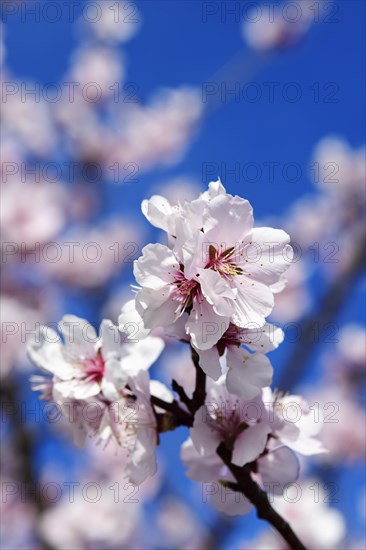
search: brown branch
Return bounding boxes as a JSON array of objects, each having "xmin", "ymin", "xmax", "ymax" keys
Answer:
[
  {"xmin": 217, "ymin": 443, "xmax": 307, "ymax": 550},
  {"xmin": 150, "ymin": 392, "xmax": 307, "ymax": 550},
  {"xmin": 150, "ymin": 395, "xmax": 192, "ymax": 427},
  {"xmin": 171, "ymin": 379, "xmax": 193, "ymax": 412},
  {"xmin": 190, "ymin": 345, "xmax": 207, "ymax": 413}
]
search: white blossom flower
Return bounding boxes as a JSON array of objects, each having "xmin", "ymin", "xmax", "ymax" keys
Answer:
[
  {"xmin": 28, "ymin": 314, "xmax": 164, "ymax": 401},
  {"xmin": 262, "ymin": 387, "xmax": 327, "ymax": 456},
  {"xmin": 28, "ymin": 314, "xmax": 170, "ymax": 484},
  {"xmin": 167, "ymin": 314, "xmax": 281, "ymax": 397},
  {"xmin": 181, "ymin": 378, "xmax": 325, "ymax": 516},
  {"xmin": 136, "ymin": 181, "xmax": 292, "ymax": 350},
  {"xmin": 103, "ymin": 369, "xmax": 168, "ymax": 484}
]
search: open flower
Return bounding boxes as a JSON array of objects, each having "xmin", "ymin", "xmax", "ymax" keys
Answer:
[
  {"xmin": 180, "ymin": 377, "xmax": 326, "ymax": 516},
  {"xmin": 28, "ymin": 313, "xmax": 170, "ymax": 484},
  {"xmin": 196, "ymin": 322, "xmax": 283, "ymax": 397},
  {"xmin": 27, "ymin": 314, "xmax": 164, "ymax": 401},
  {"xmin": 135, "ymin": 180, "xmax": 292, "ymax": 350},
  {"xmin": 102, "ymin": 370, "xmax": 173, "ymax": 485}
]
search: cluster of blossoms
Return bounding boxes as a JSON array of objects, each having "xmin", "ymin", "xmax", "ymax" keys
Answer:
[
  {"xmin": 29, "ymin": 181, "xmax": 325, "ymax": 519},
  {"xmin": 182, "ymin": 379, "xmax": 325, "ymax": 515}
]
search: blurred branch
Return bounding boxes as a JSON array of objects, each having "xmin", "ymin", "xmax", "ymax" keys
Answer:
[
  {"xmin": 279, "ymin": 228, "xmax": 366, "ymax": 392},
  {"xmin": 0, "ymin": 380, "xmax": 55, "ymax": 550}
]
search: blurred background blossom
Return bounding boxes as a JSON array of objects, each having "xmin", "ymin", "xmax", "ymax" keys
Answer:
[{"xmin": 0, "ymin": 1, "xmax": 365, "ymax": 549}]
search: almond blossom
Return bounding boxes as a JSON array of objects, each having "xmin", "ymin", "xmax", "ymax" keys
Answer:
[
  {"xmin": 135, "ymin": 180, "xmax": 293, "ymax": 350},
  {"xmin": 28, "ymin": 313, "xmax": 168, "ymax": 483},
  {"xmin": 28, "ymin": 314, "xmax": 164, "ymax": 401},
  {"xmin": 181, "ymin": 377, "xmax": 326, "ymax": 516},
  {"xmin": 166, "ymin": 313, "xmax": 281, "ymax": 397}
]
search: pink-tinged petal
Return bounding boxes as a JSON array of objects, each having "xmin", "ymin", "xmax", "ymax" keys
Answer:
[
  {"xmin": 240, "ymin": 323, "xmax": 284, "ymax": 353},
  {"xmin": 118, "ymin": 299, "xmax": 151, "ymax": 340},
  {"xmin": 200, "ymin": 178, "xmax": 226, "ymax": 200},
  {"xmin": 128, "ymin": 369, "xmax": 151, "ymax": 397},
  {"xmin": 186, "ymin": 298, "xmax": 229, "ymax": 350},
  {"xmin": 164, "ymin": 312, "xmax": 189, "ymax": 341},
  {"xmin": 135, "ymin": 286, "xmax": 180, "ymax": 329},
  {"xmin": 128, "ymin": 427, "xmax": 157, "ymax": 485},
  {"xmin": 27, "ymin": 328, "xmax": 74, "ymax": 380},
  {"xmin": 59, "ymin": 315, "xmax": 97, "ymax": 360},
  {"xmin": 270, "ymin": 275, "xmax": 287, "ymax": 294},
  {"xmin": 258, "ymin": 446, "xmax": 300, "ymax": 495},
  {"xmin": 244, "ymin": 227, "xmax": 293, "ymax": 285},
  {"xmin": 190, "ymin": 405, "xmax": 221, "ymax": 456},
  {"xmin": 232, "ymin": 423, "xmax": 270, "ymax": 466},
  {"xmin": 180, "ymin": 438, "xmax": 224, "ymax": 482},
  {"xmin": 122, "ymin": 336, "xmax": 165, "ymax": 375},
  {"xmin": 205, "ymin": 194, "xmax": 254, "ymax": 246},
  {"xmin": 198, "ymin": 268, "xmax": 237, "ymax": 316},
  {"xmin": 196, "ymin": 346, "xmax": 222, "ymax": 381},
  {"xmin": 181, "ymin": 231, "xmax": 207, "ymax": 277},
  {"xmin": 133, "ymin": 243, "xmax": 179, "ymax": 288},
  {"xmin": 210, "ymin": 482, "xmax": 253, "ymax": 516},
  {"xmin": 54, "ymin": 378, "xmax": 100, "ymax": 400},
  {"xmin": 284, "ymin": 436, "xmax": 328, "ymax": 456},
  {"xmin": 100, "ymin": 319, "xmax": 122, "ymax": 358},
  {"xmin": 102, "ymin": 357, "xmax": 128, "ymax": 401},
  {"xmin": 232, "ymin": 277, "xmax": 274, "ymax": 327},
  {"xmin": 226, "ymin": 349, "xmax": 273, "ymax": 400},
  {"xmin": 141, "ymin": 195, "xmax": 177, "ymax": 234}
]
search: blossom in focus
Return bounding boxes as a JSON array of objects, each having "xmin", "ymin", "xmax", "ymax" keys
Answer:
[
  {"xmin": 136, "ymin": 180, "xmax": 292, "ymax": 350},
  {"xmin": 28, "ymin": 314, "xmax": 164, "ymax": 401},
  {"xmin": 181, "ymin": 378, "xmax": 325, "ymax": 516},
  {"xmin": 28, "ymin": 313, "xmax": 169, "ymax": 483},
  {"xmin": 168, "ymin": 314, "xmax": 281, "ymax": 397}
]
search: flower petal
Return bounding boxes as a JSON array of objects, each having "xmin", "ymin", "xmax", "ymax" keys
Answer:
[
  {"xmin": 232, "ymin": 423, "xmax": 270, "ymax": 466},
  {"xmin": 226, "ymin": 349, "xmax": 273, "ymax": 400},
  {"xmin": 196, "ymin": 346, "xmax": 222, "ymax": 381},
  {"xmin": 134, "ymin": 243, "xmax": 178, "ymax": 288}
]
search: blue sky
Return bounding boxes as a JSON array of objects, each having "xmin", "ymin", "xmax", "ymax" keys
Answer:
[{"xmin": 4, "ymin": 1, "xmax": 366, "ymax": 546}]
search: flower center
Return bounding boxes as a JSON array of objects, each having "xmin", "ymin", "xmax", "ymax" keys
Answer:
[
  {"xmin": 206, "ymin": 398, "xmax": 247, "ymax": 440},
  {"xmin": 172, "ymin": 268, "xmax": 201, "ymax": 313},
  {"xmin": 205, "ymin": 245, "xmax": 243, "ymax": 280},
  {"xmin": 82, "ymin": 352, "xmax": 105, "ymax": 384}
]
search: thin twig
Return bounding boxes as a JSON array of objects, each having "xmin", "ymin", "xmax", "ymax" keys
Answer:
[
  {"xmin": 217, "ymin": 442, "xmax": 307, "ymax": 550},
  {"xmin": 190, "ymin": 345, "xmax": 207, "ymax": 413},
  {"xmin": 171, "ymin": 379, "xmax": 193, "ymax": 412},
  {"xmin": 150, "ymin": 392, "xmax": 307, "ymax": 550},
  {"xmin": 150, "ymin": 395, "xmax": 192, "ymax": 427}
]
